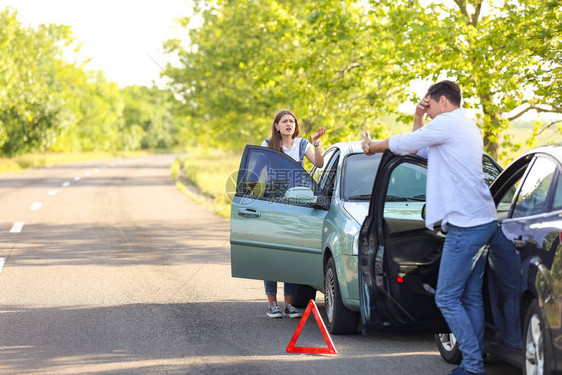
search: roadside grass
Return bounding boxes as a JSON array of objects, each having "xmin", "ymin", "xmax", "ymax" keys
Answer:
[
  {"xmin": 0, "ymin": 150, "xmax": 153, "ymax": 173},
  {"xmin": 172, "ymin": 148, "xmax": 241, "ymax": 219}
]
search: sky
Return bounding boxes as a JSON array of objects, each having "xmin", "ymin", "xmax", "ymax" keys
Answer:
[{"xmin": 0, "ymin": 0, "xmax": 195, "ymax": 87}]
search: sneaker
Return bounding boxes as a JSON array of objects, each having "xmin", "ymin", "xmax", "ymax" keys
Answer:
[
  {"xmin": 284, "ymin": 304, "xmax": 302, "ymax": 318},
  {"xmin": 267, "ymin": 303, "xmax": 282, "ymax": 318}
]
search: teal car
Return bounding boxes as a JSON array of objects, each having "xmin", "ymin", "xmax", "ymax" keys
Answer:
[
  {"xmin": 230, "ymin": 141, "xmax": 382, "ymax": 334},
  {"xmin": 230, "ymin": 141, "xmax": 502, "ymax": 335}
]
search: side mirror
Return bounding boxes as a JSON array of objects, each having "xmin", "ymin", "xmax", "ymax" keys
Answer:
[
  {"xmin": 421, "ymin": 204, "xmax": 426, "ymax": 220},
  {"xmin": 285, "ymin": 187, "xmax": 318, "ymax": 205}
]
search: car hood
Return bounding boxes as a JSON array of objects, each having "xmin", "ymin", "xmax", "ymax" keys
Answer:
[{"xmin": 342, "ymin": 201, "xmax": 369, "ymax": 225}]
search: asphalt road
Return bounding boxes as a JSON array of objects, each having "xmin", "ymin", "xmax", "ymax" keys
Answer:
[{"xmin": 0, "ymin": 155, "xmax": 519, "ymax": 374}]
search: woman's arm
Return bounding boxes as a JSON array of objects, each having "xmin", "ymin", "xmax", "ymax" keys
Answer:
[{"xmin": 305, "ymin": 128, "xmax": 326, "ymax": 168}]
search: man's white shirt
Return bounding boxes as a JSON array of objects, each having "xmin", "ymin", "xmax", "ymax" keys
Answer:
[{"xmin": 388, "ymin": 108, "xmax": 497, "ymax": 230}]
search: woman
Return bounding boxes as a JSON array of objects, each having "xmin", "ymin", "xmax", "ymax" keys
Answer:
[{"xmin": 261, "ymin": 109, "xmax": 326, "ymax": 318}]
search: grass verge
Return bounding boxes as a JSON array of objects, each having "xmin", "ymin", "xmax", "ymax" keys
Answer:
[
  {"xmin": 171, "ymin": 148, "xmax": 241, "ymax": 219},
  {"xmin": 0, "ymin": 150, "xmax": 152, "ymax": 173}
]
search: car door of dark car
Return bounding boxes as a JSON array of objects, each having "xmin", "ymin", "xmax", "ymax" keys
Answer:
[
  {"xmin": 359, "ymin": 151, "xmax": 502, "ymax": 334},
  {"xmin": 491, "ymin": 153, "xmax": 562, "ymax": 366},
  {"xmin": 358, "ymin": 151, "xmax": 447, "ymax": 333},
  {"xmin": 230, "ymin": 145, "xmax": 328, "ymax": 286}
]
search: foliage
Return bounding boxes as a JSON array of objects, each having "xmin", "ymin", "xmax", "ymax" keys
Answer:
[
  {"xmin": 164, "ymin": 0, "xmax": 413, "ymax": 150},
  {"xmin": 365, "ymin": 0, "xmax": 561, "ymax": 159},
  {"xmin": 164, "ymin": 0, "xmax": 561, "ymax": 159},
  {"xmin": 0, "ymin": 8, "xmax": 188, "ymax": 157}
]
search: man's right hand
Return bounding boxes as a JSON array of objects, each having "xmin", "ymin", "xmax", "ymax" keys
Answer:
[{"xmin": 413, "ymin": 93, "xmax": 430, "ymax": 131}]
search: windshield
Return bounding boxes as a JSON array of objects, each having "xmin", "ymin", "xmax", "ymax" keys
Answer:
[{"xmin": 342, "ymin": 153, "xmax": 382, "ymax": 201}]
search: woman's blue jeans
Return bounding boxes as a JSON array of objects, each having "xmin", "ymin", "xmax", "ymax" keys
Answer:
[
  {"xmin": 435, "ymin": 221, "xmax": 497, "ymax": 374},
  {"xmin": 264, "ymin": 281, "xmax": 296, "ymax": 296}
]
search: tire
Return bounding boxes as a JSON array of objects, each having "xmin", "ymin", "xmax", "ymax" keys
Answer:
[
  {"xmin": 324, "ymin": 257, "xmax": 359, "ymax": 334},
  {"xmin": 523, "ymin": 300, "xmax": 549, "ymax": 375},
  {"xmin": 293, "ymin": 284, "xmax": 317, "ymax": 308},
  {"xmin": 435, "ymin": 333, "xmax": 462, "ymax": 364}
]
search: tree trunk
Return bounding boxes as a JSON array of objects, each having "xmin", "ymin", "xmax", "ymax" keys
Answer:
[
  {"xmin": 480, "ymin": 94, "xmax": 499, "ymax": 160},
  {"xmin": 483, "ymin": 130, "xmax": 498, "ymax": 160}
]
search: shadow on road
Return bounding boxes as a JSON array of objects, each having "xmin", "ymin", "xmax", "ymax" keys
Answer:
[{"xmin": 0, "ymin": 301, "xmax": 519, "ymax": 375}]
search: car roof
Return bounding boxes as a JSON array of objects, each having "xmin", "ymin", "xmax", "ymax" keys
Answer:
[
  {"xmin": 523, "ymin": 142, "xmax": 562, "ymax": 162},
  {"xmin": 326, "ymin": 141, "xmax": 364, "ymax": 155}
]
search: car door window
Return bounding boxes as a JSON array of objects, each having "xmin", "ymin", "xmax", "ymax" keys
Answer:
[
  {"xmin": 237, "ymin": 146, "xmax": 318, "ymax": 203},
  {"xmin": 386, "ymin": 162, "xmax": 427, "ymax": 204},
  {"xmin": 311, "ymin": 148, "xmax": 335, "ymax": 183},
  {"xmin": 551, "ymin": 173, "xmax": 562, "ymax": 211},
  {"xmin": 319, "ymin": 151, "xmax": 340, "ymax": 198},
  {"xmin": 342, "ymin": 153, "xmax": 382, "ymax": 201},
  {"xmin": 512, "ymin": 157, "xmax": 557, "ymax": 218},
  {"xmin": 483, "ymin": 155, "xmax": 502, "ymax": 186}
]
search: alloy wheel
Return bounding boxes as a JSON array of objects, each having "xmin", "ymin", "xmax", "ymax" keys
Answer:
[
  {"xmin": 525, "ymin": 314, "xmax": 545, "ymax": 375},
  {"xmin": 324, "ymin": 266, "xmax": 335, "ymax": 323},
  {"xmin": 438, "ymin": 333, "xmax": 457, "ymax": 352}
]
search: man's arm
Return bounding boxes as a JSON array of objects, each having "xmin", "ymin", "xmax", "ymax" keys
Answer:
[
  {"xmin": 362, "ymin": 133, "xmax": 389, "ymax": 155},
  {"xmin": 413, "ymin": 94, "xmax": 430, "ymax": 132}
]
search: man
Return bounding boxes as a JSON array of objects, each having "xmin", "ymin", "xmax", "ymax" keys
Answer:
[{"xmin": 362, "ymin": 80, "xmax": 497, "ymax": 375}]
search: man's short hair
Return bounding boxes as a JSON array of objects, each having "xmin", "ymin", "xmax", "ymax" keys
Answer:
[{"xmin": 428, "ymin": 80, "xmax": 461, "ymax": 106}]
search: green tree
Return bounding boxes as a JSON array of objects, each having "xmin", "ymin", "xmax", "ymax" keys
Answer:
[
  {"xmin": 163, "ymin": 0, "xmax": 409, "ymax": 149},
  {"xmin": 374, "ymin": 0, "xmax": 562, "ymax": 159},
  {"xmin": 121, "ymin": 85, "xmax": 180, "ymax": 150},
  {"xmin": 0, "ymin": 8, "xmax": 74, "ymax": 155}
]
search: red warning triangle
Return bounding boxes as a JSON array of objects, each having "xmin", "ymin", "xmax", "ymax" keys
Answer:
[{"xmin": 286, "ymin": 299, "xmax": 337, "ymax": 354}]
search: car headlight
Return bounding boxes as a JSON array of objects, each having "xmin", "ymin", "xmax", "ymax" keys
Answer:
[{"xmin": 352, "ymin": 233, "xmax": 359, "ymax": 256}]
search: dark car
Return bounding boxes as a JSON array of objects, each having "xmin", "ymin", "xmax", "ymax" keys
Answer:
[{"xmin": 359, "ymin": 144, "xmax": 562, "ymax": 375}]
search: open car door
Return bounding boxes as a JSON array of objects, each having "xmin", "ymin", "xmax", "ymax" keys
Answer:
[
  {"xmin": 230, "ymin": 145, "xmax": 329, "ymax": 286},
  {"xmin": 358, "ymin": 151, "xmax": 502, "ymax": 334},
  {"xmin": 358, "ymin": 151, "xmax": 446, "ymax": 334}
]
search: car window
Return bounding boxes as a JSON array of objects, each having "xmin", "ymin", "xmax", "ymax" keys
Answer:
[
  {"xmin": 319, "ymin": 151, "xmax": 340, "ymax": 198},
  {"xmin": 383, "ymin": 161, "xmax": 427, "ymax": 221},
  {"xmin": 512, "ymin": 157, "xmax": 557, "ymax": 218},
  {"xmin": 237, "ymin": 146, "xmax": 316, "ymax": 203},
  {"xmin": 311, "ymin": 148, "xmax": 335, "ymax": 183},
  {"xmin": 496, "ymin": 178, "xmax": 521, "ymax": 221},
  {"xmin": 386, "ymin": 162, "xmax": 427, "ymax": 202},
  {"xmin": 551, "ymin": 173, "xmax": 562, "ymax": 211},
  {"xmin": 342, "ymin": 153, "xmax": 381, "ymax": 201},
  {"xmin": 483, "ymin": 155, "xmax": 502, "ymax": 187}
]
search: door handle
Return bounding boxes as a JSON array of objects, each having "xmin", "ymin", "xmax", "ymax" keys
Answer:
[{"xmin": 237, "ymin": 208, "xmax": 261, "ymax": 218}]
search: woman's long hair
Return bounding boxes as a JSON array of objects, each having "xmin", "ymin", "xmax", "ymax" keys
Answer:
[{"xmin": 266, "ymin": 109, "xmax": 300, "ymax": 152}]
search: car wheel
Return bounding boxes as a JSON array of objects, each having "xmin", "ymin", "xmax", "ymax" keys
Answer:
[
  {"xmin": 435, "ymin": 333, "xmax": 462, "ymax": 364},
  {"xmin": 523, "ymin": 300, "xmax": 549, "ymax": 375},
  {"xmin": 324, "ymin": 257, "xmax": 359, "ymax": 335},
  {"xmin": 293, "ymin": 284, "xmax": 317, "ymax": 308}
]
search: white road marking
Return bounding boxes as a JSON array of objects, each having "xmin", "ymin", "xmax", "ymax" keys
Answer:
[
  {"xmin": 62, "ymin": 182, "xmax": 70, "ymax": 187},
  {"xmin": 94, "ymin": 169, "xmax": 99, "ymax": 173},
  {"xmin": 30, "ymin": 202, "xmax": 42, "ymax": 210},
  {"xmin": 74, "ymin": 176, "xmax": 81, "ymax": 181},
  {"xmin": 85, "ymin": 171, "xmax": 91, "ymax": 176},
  {"xmin": 10, "ymin": 222, "xmax": 24, "ymax": 233},
  {"xmin": 48, "ymin": 189, "xmax": 58, "ymax": 196},
  {"xmin": 0, "ymin": 258, "xmax": 5, "ymax": 275}
]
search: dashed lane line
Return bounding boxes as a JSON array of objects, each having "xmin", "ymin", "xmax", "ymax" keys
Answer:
[
  {"xmin": 30, "ymin": 202, "xmax": 42, "ymax": 210},
  {"xmin": 62, "ymin": 182, "xmax": 70, "ymax": 187},
  {"xmin": 74, "ymin": 176, "xmax": 80, "ymax": 181},
  {"xmin": 9, "ymin": 222, "xmax": 24, "ymax": 233},
  {"xmin": 48, "ymin": 189, "xmax": 58, "ymax": 196},
  {"xmin": 0, "ymin": 258, "xmax": 5, "ymax": 275}
]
